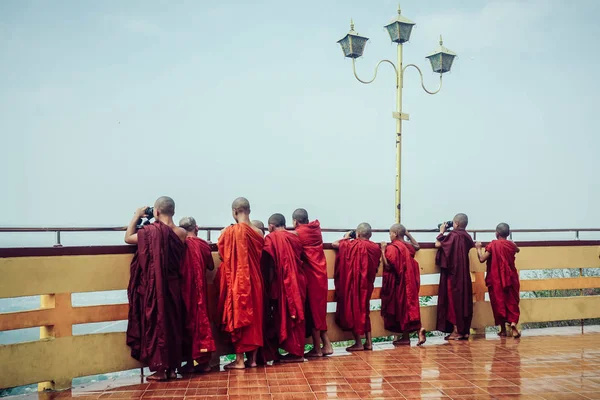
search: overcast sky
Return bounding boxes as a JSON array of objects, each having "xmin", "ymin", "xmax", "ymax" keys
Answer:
[{"xmin": 1, "ymin": 0, "xmax": 599, "ymax": 247}]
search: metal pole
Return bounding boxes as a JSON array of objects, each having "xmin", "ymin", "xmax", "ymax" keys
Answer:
[
  {"xmin": 395, "ymin": 43, "xmax": 403, "ymax": 224},
  {"xmin": 54, "ymin": 231, "xmax": 62, "ymax": 248}
]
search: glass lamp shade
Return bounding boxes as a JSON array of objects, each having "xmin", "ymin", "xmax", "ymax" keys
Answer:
[
  {"xmin": 337, "ymin": 31, "xmax": 369, "ymax": 58},
  {"xmin": 426, "ymin": 37, "xmax": 457, "ymax": 73},
  {"xmin": 384, "ymin": 18, "xmax": 415, "ymax": 43}
]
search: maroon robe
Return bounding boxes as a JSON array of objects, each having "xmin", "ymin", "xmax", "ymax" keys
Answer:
[
  {"xmin": 381, "ymin": 241, "xmax": 421, "ymax": 333},
  {"xmin": 126, "ymin": 221, "xmax": 184, "ymax": 372},
  {"xmin": 436, "ymin": 229, "xmax": 474, "ymax": 335},
  {"xmin": 181, "ymin": 236, "xmax": 216, "ymax": 362},
  {"xmin": 485, "ymin": 239, "xmax": 520, "ymax": 325},
  {"xmin": 295, "ymin": 220, "xmax": 328, "ymax": 335},
  {"xmin": 261, "ymin": 230, "xmax": 306, "ymax": 358},
  {"xmin": 334, "ymin": 239, "xmax": 381, "ymax": 336}
]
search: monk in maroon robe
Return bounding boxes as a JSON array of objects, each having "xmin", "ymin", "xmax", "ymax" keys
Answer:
[
  {"xmin": 476, "ymin": 223, "xmax": 521, "ymax": 338},
  {"xmin": 178, "ymin": 217, "xmax": 216, "ymax": 373},
  {"xmin": 333, "ymin": 222, "xmax": 381, "ymax": 351},
  {"xmin": 125, "ymin": 196, "xmax": 188, "ymax": 381},
  {"xmin": 216, "ymin": 197, "xmax": 264, "ymax": 369},
  {"xmin": 292, "ymin": 208, "xmax": 333, "ymax": 358},
  {"xmin": 435, "ymin": 213, "xmax": 475, "ymax": 340},
  {"xmin": 380, "ymin": 224, "xmax": 426, "ymax": 346},
  {"xmin": 260, "ymin": 213, "xmax": 306, "ymax": 362}
]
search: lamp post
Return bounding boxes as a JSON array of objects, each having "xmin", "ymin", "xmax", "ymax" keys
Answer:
[{"xmin": 337, "ymin": 6, "xmax": 457, "ymax": 224}]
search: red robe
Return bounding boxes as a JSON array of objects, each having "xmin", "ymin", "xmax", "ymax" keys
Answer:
[
  {"xmin": 261, "ymin": 230, "xmax": 306, "ymax": 357},
  {"xmin": 381, "ymin": 241, "xmax": 421, "ymax": 333},
  {"xmin": 295, "ymin": 220, "xmax": 328, "ymax": 334},
  {"xmin": 436, "ymin": 229, "xmax": 474, "ymax": 335},
  {"xmin": 181, "ymin": 236, "xmax": 216, "ymax": 362},
  {"xmin": 334, "ymin": 239, "xmax": 381, "ymax": 335},
  {"xmin": 216, "ymin": 223, "xmax": 264, "ymax": 353},
  {"xmin": 126, "ymin": 222, "xmax": 184, "ymax": 372},
  {"xmin": 485, "ymin": 239, "xmax": 520, "ymax": 325}
]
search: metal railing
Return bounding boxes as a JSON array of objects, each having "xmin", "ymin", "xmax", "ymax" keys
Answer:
[{"xmin": 0, "ymin": 226, "xmax": 599, "ymax": 247}]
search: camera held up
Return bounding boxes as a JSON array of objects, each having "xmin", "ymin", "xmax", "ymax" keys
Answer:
[
  {"xmin": 437, "ymin": 220, "xmax": 453, "ymax": 231},
  {"xmin": 348, "ymin": 230, "xmax": 357, "ymax": 239},
  {"xmin": 136, "ymin": 207, "xmax": 154, "ymax": 229}
]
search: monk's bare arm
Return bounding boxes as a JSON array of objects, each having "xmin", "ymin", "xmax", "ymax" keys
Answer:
[
  {"xmin": 515, "ymin": 245, "xmax": 521, "ymax": 254},
  {"xmin": 331, "ymin": 240, "xmax": 341, "ymax": 249},
  {"xmin": 405, "ymin": 231, "xmax": 420, "ymax": 251},
  {"xmin": 124, "ymin": 207, "xmax": 147, "ymax": 244},
  {"xmin": 475, "ymin": 242, "xmax": 490, "ymax": 263},
  {"xmin": 434, "ymin": 240, "xmax": 442, "ymax": 248}
]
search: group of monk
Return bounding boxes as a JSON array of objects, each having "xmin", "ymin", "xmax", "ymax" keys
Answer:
[{"xmin": 124, "ymin": 196, "xmax": 521, "ymax": 381}]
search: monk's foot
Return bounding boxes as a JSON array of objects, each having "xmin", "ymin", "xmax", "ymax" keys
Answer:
[
  {"xmin": 445, "ymin": 333, "xmax": 460, "ymax": 341},
  {"xmin": 346, "ymin": 343, "xmax": 365, "ymax": 352},
  {"xmin": 167, "ymin": 369, "xmax": 177, "ymax": 380},
  {"xmin": 244, "ymin": 360, "xmax": 257, "ymax": 368},
  {"xmin": 322, "ymin": 344, "xmax": 334, "ymax": 356},
  {"xmin": 281, "ymin": 354, "xmax": 305, "ymax": 363},
  {"xmin": 511, "ymin": 323, "xmax": 521, "ymax": 339},
  {"xmin": 224, "ymin": 360, "xmax": 246, "ymax": 370},
  {"xmin": 178, "ymin": 363, "xmax": 195, "ymax": 374},
  {"xmin": 304, "ymin": 348, "xmax": 324, "ymax": 358},
  {"xmin": 194, "ymin": 364, "xmax": 212, "ymax": 373},
  {"xmin": 417, "ymin": 329, "xmax": 427, "ymax": 346},
  {"xmin": 363, "ymin": 342, "xmax": 373, "ymax": 351},
  {"xmin": 146, "ymin": 370, "xmax": 168, "ymax": 381},
  {"xmin": 498, "ymin": 330, "xmax": 508, "ymax": 337},
  {"xmin": 393, "ymin": 338, "xmax": 410, "ymax": 346},
  {"xmin": 453, "ymin": 335, "xmax": 469, "ymax": 341}
]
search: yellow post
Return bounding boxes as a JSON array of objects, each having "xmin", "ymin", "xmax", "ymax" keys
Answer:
[{"xmin": 395, "ymin": 43, "xmax": 403, "ymax": 224}]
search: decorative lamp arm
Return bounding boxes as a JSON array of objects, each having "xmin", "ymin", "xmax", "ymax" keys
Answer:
[
  {"xmin": 402, "ymin": 64, "xmax": 443, "ymax": 95},
  {"xmin": 352, "ymin": 58, "xmax": 399, "ymax": 86}
]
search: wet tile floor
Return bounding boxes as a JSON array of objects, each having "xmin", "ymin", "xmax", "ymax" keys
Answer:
[{"xmin": 13, "ymin": 327, "xmax": 600, "ymax": 400}]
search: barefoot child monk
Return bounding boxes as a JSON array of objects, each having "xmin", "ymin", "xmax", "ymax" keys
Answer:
[
  {"xmin": 216, "ymin": 197, "xmax": 264, "ymax": 369},
  {"xmin": 380, "ymin": 224, "xmax": 426, "ymax": 346},
  {"xmin": 332, "ymin": 223, "xmax": 381, "ymax": 352},
  {"xmin": 476, "ymin": 223, "xmax": 521, "ymax": 338},
  {"xmin": 435, "ymin": 213, "xmax": 475, "ymax": 341},
  {"xmin": 292, "ymin": 208, "xmax": 333, "ymax": 358},
  {"xmin": 260, "ymin": 213, "xmax": 306, "ymax": 363},
  {"xmin": 178, "ymin": 217, "xmax": 216, "ymax": 373}
]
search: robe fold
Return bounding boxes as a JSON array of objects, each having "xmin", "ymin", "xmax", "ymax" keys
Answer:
[
  {"xmin": 436, "ymin": 229, "xmax": 475, "ymax": 335},
  {"xmin": 216, "ymin": 223, "xmax": 264, "ymax": 353},
  {"xmin": 126, "ymin": 221, "xmax": 184, "ymax": 372},
  {"xmin": 485, "ymin": 239, "xmax": 520, "ymax": 325},
  {"xmin": 334, "ymin": 239, "xmax": 381, "ymax": 336},
  {"xmin": 295, "ymin": 220, "xmax": 328, "ymax": 335},
  {"xmin": 181, "ymin": 236, "xmax": 216, "ymax": 362},
  {"xmin": 261, "ymin": 230, "xmax": 306, "ymax": 358},
  {"xmin": 381, "ymin": 241, "xmax": 422, "ymax": 333}
]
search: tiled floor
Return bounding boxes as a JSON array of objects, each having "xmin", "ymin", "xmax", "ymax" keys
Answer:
[{"xmin": 14, "ymin": 328, "xmax": 600, "ymax": 400}]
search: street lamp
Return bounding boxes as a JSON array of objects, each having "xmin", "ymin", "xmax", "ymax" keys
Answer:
[{"xmin": 337, "ymin": 6, "xmax": 457, "ymax": 224}]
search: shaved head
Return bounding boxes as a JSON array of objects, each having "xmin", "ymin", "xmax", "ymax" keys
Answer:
[
  {"xmin": 268, "ymin": 213, "xmax": 286, "ymax": 228},
  {"xmin": 496, "ymin": 222, "xmax": 510, "ymax": 238},
  {"xmin": 155, "ymin": 196, "xmax": 175, "ymax": 217},
  {"xmin": 390, "ymin": 223, "xmax": 406, "ymax": 238},
  {"xmin": 232, "ymin": 197, "xmax": 250, "ymax": 212},
  {"xmin": 356, "ymin": 222, "xmax": 372, "ymax": 239},
  {"xmin": 454, "ymin": 213, "xmax": 469, "ymax": 229},
  {"xmin": 292, "ymin": 208, "xmax": 309, "ymax": 225},
  {"xmin": 179, "ymin": 216, "xmax": 197, "ymax": 232},
  {"xmin": 251, "ymin": 220, "xmax": 265, "ymax": 231}
]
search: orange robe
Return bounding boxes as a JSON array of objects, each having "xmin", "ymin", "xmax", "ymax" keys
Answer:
[
  {"xmin": 485, "ymin": 239, "xmax": 520, "ymax": 325},
  {"xmin": 181, "ymin": 236, "xmax": 216, "ymax": 362},
  {"xmin": 295, "ymin": 220, "xmax": 328, "ymax": 333},
  {"xmin": 216, "ymin": 223, "xmax": 264, "ymax": 353},
  {"xmin": 381, "ymin": 240, "xmax": 421, "ymax": 333},
  {"xmin": 334, "ymin": 239, "xmax": 381, "ymax": 336},
  {"xmin": 262, "ymin": 230, "xmax": 306, "ymax": 357}
]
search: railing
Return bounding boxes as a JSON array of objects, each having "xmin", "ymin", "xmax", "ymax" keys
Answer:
[
  {"xmin": 1, "ymin": 226, "xmax": 599, "ymax": 246},
  {"xmin": 0, "ymin": 227, "xmax": 599, "ymax": 392}
]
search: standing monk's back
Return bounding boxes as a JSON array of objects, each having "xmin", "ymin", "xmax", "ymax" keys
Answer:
[{"xmin": 217, "ymin": 222, "xmax": 264, "ymax": 354}]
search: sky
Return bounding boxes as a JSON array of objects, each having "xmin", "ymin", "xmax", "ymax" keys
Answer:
[{"xmin": 1, "ymin": 0, "xmax": 599, "ymax": 247}]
